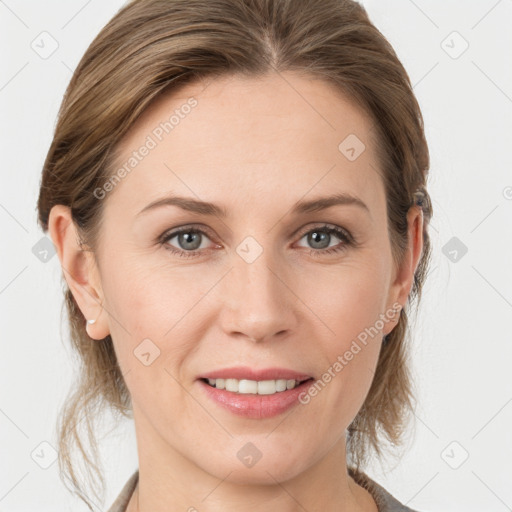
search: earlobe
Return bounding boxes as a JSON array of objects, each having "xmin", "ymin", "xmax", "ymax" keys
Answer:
[{"xmin": 48, "ymin": 205, "xmax": 109, "ymax": 340}]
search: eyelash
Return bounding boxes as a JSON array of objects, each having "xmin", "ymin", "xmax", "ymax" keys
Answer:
[{"xmin": 158, "ymin": 224, "xmax": 355, "ymax": 260}]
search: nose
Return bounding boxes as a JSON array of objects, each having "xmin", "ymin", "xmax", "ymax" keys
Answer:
[{"xmin": 217, "ymin": 244, "xmax": 299, "ymax": 343}]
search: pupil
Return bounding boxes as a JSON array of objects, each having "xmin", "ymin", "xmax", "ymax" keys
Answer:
[
  {"xmin": 179, "ymin": 232, "xmax": 201, "ymax": 250},
  {"xmin": 309, "ymin": 231, "xmax": 330, "ymax": 249}
]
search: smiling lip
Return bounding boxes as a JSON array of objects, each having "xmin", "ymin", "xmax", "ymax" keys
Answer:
[
  {"xmin": 197, "ymin": 366, "xmax": 313, "ymax": 382},
  {"xmin": 196, "ymin": 366, "xmax": 314, "ymax": 419}
]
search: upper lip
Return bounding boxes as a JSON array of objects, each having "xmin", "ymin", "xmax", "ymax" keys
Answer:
[{"xmin": 198, "ymin": 366, "xmax": 313, "ymax": 382}]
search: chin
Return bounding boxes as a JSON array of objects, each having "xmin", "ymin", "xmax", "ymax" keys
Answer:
[
  {"xmin": 214, "ymin": 461, "xmax": 305, "ymax": 486},
  {"xmin": 195, "ymin": 443, "xmax": 310, "ymax": 485}
]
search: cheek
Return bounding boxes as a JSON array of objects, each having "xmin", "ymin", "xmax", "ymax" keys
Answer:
[
  {"xmin": 304, "ymin": 254, "xmax": 391, "ymax": 346},
  {"xmin": 101, "ymin": 249, "xmax": 205, "ymax": 333},
  {"xmin": 100, "ymin": 264, "xmax": 197, "ymax": 423},
  {"xmin": 298, "ymin": 257, "xmax": 390, "ymax": 428},
  {"xmin": 100, "ymin": 255, "xmax": 217, "ymax": 383}
]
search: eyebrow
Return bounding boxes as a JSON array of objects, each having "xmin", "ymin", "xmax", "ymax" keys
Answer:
[{"xmin": 136, "ymin": 192, "xmax": 370, "ymax": 218}]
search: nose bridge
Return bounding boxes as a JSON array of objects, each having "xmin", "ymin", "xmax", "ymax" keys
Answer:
[{"xmin": 219, "ymin": 237, "xmax": 296, "ymax": 341}]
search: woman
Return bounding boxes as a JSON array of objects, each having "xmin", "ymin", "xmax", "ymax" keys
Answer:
[{"xmin": 37, "ymin": 0, "xmax": 433, "ymax": 510}]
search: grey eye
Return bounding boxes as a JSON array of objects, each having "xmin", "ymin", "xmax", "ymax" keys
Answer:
[
  {"xmin": 165, "ymin": 229, "xmax": 210, "ymax": 251},
  {"xmin": 306, "ymin": 230, "xmax": 332, "ymax": 249}
]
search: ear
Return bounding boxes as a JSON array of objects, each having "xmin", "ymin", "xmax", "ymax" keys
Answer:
[
  {"xmin": 48, "ymin": 205, "xmax": 110, "ymax": 340},
  {"xmin": 383, "ymin": 205, "xmax": 424, "ymax": 336}
]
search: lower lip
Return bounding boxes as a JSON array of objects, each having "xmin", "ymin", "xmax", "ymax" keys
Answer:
[{"xmin": 197, "ymin": 378, "xmax": 314, "ymax": 419}]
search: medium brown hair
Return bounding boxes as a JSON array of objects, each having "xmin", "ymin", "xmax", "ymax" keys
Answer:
[{"xmin": 37, "ymin": 0, "xmax": 433, "ymax": 508}]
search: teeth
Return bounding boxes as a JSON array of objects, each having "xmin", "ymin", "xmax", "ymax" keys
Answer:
[{"xmin": 205, "ymin": 378, "xmax": 304, "ymax": 395}]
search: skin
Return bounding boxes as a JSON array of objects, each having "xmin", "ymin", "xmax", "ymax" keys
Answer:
[{"xmin": 49, "ymin": 70, "xmax": 423, "ymax": 512}]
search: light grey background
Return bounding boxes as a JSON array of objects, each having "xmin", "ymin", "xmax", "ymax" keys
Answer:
[{"xmin": 1, "ymin": 0, "xmax": 511, "ymax": 510}]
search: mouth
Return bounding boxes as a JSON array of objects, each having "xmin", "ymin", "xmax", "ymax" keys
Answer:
[
  {"xmin": 199, "ymin": 376, "xmax": 314, "ymax": 395},
  {"xmin": 196, "ymin": 371, "xmax": 316, "ymax": 419},
  {"xmin": 197, "ymin": 366, "xmax": 315, "ymax": 396}
]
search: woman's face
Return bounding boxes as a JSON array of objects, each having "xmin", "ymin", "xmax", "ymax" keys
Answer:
[{"xmin": 79, "ymin": 71, "xmax": 421, "ymax": 483}]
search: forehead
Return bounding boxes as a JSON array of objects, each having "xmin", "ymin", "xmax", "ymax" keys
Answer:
[{"xmin": 105, "ymin": 71, "xmax": 384, "ymax": 218}]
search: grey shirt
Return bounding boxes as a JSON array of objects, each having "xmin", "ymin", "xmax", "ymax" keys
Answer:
[{"xmin": 107, "ymin": 468, "xmax": 419, "ymax": 512}]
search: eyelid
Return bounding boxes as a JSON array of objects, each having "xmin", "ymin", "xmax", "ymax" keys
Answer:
[
  {"xmin": 292, "ymin": 222, "xmax": 353, "ymax": 243},
  {"xmin": 159, "ymin": 221, "xmax": 357, "ymax": 261},
  {"xmin": 158, "ymin": 223, "xmax": 217, "ymax": 244},
  {"xmin": 160, "ymin": 222, "xmax": 352, "ymax": 245}
]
